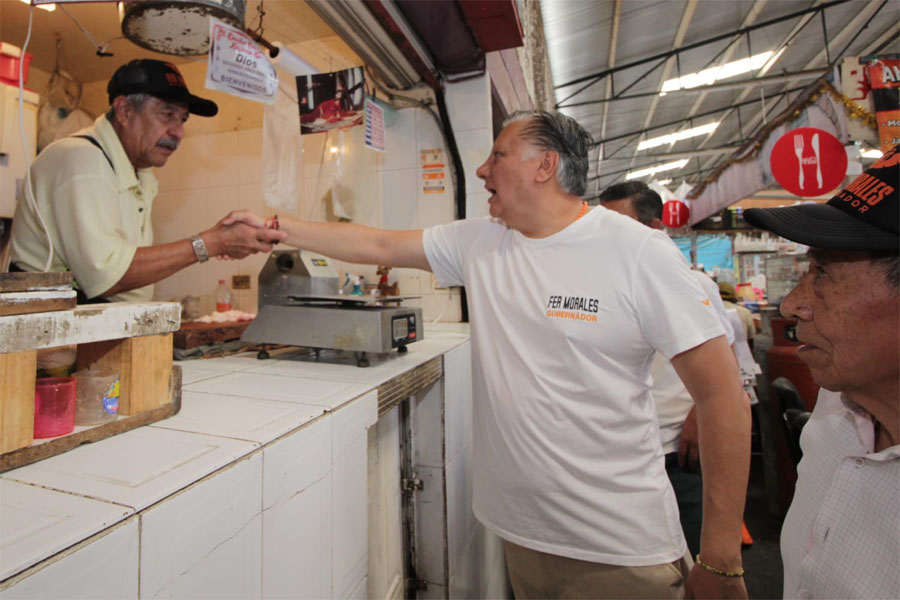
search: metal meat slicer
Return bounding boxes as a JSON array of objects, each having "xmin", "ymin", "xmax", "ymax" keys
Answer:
[{"xmin": 241, "ymin": 250, "xmax": 423, "ymax": 366}]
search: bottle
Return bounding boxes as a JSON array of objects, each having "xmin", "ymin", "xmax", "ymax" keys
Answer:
[{"xmin": 215, "ymin": 279, "xmax": 233, "ymax": 312}]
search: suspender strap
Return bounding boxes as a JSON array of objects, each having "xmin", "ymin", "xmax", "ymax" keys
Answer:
[{"xmin": 73, "ymin": 135, "xmax": 115, "ymax": 173}]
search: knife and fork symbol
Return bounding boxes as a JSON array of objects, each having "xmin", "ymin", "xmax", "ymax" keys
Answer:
[
  {"xmin": 811, "ymin": 133, "xmax": 823, "ymax": 188},
  {"xmin": 793, "ymin": 133, "xmax": 824, "ymax": 190},
  {"xmin": 793, "ymin": 134, "xmax": 805, "ymax": 190}
]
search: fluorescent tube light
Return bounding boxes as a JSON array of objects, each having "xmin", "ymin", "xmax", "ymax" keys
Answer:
[
  {"xmin": 661, "ymin": 51, "xmax": 775, "ymax": 93},
  {"xmin": 19, "ymin": 0, "xmax": 56, "ymax": 11},
  {"xmin": 637, "ymin": 122, "xmax": 720, "ymax": 151},
  {"xmin": 861, "ymin": 148, "xmax": 883, "ymax": 159},
  {"xmin": 625, "ymin": 159, "xmax": 689, "ymax": 180}
]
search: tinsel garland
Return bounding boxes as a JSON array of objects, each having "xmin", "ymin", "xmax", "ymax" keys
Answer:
[{"xmin": 687, "ymin": 81, "xmax": 876, "ymax": 200}]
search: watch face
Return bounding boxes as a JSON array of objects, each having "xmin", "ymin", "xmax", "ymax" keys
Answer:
[{"xmin": 192, "ymin": 237, "xmax": 209, "ymax": 262}]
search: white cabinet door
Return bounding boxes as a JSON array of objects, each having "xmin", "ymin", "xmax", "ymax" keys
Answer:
[
  {"xmin": 261, "ymin": 416, "xmax": 332, "ymax": 599},
  {"xmin": 331, "ymin": 390, "xmax": 377, "ymax": 600},
  {"xmin": 0, "ymin": 518, "xmax": 139, "ymax": 599},
  {"xmin": 139, "ymin": 453, "xmax": 263, "ymax": 599}
]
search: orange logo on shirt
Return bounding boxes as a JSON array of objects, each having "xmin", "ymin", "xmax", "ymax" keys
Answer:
[{"xmin": 702, "ymin": 298, "xmax": 711, "ymax": 306}]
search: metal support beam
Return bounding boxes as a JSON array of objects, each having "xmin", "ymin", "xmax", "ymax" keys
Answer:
[
  {"xmin": 559, "ymin": 70, "xmax": 825, "ymax": 108},
  {"xmin": 554, "ymin": 0, "xmax": 849, "ymax": 93}
]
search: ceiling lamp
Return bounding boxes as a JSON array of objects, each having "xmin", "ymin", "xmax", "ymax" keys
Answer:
[
  {"xmin": 637, "ymin": 122, "xmax": 720, "ymax": 151},
  {"xmin": 120, "ymin": 0, "xmax": 246, "ymax": 56},
  {"xmin": 625, "ymin": 159, "xmax": 689, "ymax": 181},
  {"xmin": 660, "ymin": 51, "xmax": 776, "ymax": 94}
]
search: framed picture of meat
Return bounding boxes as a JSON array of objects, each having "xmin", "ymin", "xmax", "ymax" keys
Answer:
[{"xmin": 296, "ymin": 66, "xmax": 366, "ymax": 134}]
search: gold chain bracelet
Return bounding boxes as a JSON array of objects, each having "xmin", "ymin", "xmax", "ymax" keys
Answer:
[{"xmin": 695, "ymin": 555, "xmax": 745, "ymax": 578}]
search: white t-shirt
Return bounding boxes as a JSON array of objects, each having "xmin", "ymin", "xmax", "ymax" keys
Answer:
[
  {"xmin": 423, "ymin": 206, "xmax": 727, "ymax": 566},
  {"xmin": 781, "ymin": 389, "xmax": 900, "ymax": 599},
  {"xmin": 652, "ymin": 270, "xmax": 735, "ymax": 454}
]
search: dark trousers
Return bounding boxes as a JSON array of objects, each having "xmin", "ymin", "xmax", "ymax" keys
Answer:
[{"xmin": 665, "ymin": 451, "xmax": 703, "ymax": 558}]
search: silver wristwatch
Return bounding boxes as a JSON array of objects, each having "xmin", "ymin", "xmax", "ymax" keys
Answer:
[{"xmin": 190, "ymin": 235, "xmax": 210, "ymax": 263}]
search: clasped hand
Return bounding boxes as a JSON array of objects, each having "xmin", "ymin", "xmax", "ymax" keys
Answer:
[{"xmin": 206, "ymin": 210, "xmax": 287, "ymax": 260}]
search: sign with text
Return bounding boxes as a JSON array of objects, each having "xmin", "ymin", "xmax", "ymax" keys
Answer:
[
  {"xmin": 205, "ymin": 18, "xmax": 277, "ymax": 105},
  {"xmin": 867, "ymin": 58, "xmax": 900, "ymax": 153},
  {"xmin": 770, "ymin": 128, "xmax": 847, "ymax": 197},
  {"xmin": 364, "ymin": 97, "xmax": 385, "ymax": 152},
  {"xmin": 420, "ymin": 149, "xmax": 446, "ymax": 194}
]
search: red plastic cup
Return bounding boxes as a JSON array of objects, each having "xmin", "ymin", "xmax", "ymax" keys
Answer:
[{"xmin": 33, "ymin": 377, "xmax": 76, "ymax": 438}]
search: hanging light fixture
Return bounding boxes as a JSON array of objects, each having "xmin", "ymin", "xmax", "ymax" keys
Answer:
[{"xmin": 120, "ymin": 0, "xmax": 246, "ymax": 56}]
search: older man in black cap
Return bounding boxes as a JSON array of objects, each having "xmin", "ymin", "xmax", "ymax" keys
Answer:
[
  {"xmin": 744, "ymin": 145, "xmax": 899, "ymax": 599},
  {"xmin": 9, "ymin": 59, "xmax": 284, "ymax": 303}
]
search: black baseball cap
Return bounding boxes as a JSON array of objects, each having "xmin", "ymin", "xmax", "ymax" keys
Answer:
[
  {"xmin": 744, "ymin": 145, "xmax": 899, "ymax": 251},
  {"xmin": 107, "ymin": 59, "xmax": 218, "ymax": 117}
]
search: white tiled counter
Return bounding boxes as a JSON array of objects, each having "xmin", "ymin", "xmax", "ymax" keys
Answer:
[{"xmin": 0, "ymin": 324, "xmax": 472, "ymax": 599}]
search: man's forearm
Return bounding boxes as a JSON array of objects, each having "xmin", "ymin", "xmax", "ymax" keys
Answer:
[
  {"xmin": 277, "ymin": 218, "xmax": 430, "ymax": 271},
  {"xmin": 696, "ymin": 386, "xmax": 751, "ymax": 567},
  {"xmin": 101, "ymin": 239, "xmax": 199, "ymax": 297},
  {"xmin": 672, "ymin": 336, "xmax": 751, "ymax": 568}
]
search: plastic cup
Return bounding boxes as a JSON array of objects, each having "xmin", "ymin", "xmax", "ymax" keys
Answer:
[
  {"xmin": 33, "ymin": 377, "xmax": 77, "ymax": 438},
  {"xmin": 73, "ymin": 369, "xmax": 120, "ymax": 426}
]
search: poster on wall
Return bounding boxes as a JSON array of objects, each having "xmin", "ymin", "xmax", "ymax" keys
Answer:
[
  {"xmin": 205, "ymin": 18, "xmax": 277, "ymax": 104},
  {"xmin": 421, "ymin": 149, "xmax": 446, "ymax": 194},
  {"xmin": 840, "ymin": 56, "xmax": 879, "ymax": 145},
  {"xmin": 866, "ymin": 57, "xmax": 900, "ymax": 152},
  {"xmin": 296, "ymin": 67, "xmax": 365, "ymax": 134},
  {"xmin": 364, "ymin": 97, "xmax": 386, "ymax": 152}
]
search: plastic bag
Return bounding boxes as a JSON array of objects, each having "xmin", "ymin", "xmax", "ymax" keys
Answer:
[{"xmin": 262, "ymin": 78, "xmax": 302, "ymax": 215}]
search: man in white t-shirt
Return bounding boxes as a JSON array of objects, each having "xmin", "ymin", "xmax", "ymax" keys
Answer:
[
  {"xmin": 599, "ymin": 181, "xmax": 736, "ymax": 558},
  {"xmin": 229, "ymin": 111, "xmax": 750, "ymax": 599},
  {"xmin": 745, "ymin": 146, "xmax": 899, "ymax": 599}
]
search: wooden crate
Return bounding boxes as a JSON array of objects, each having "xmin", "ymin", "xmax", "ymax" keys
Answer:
[{"xmin": 0, "ymin": 302, "xmax": 181, "ymax": 472}]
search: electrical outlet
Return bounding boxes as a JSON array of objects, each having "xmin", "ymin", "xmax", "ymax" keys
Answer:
[{"xmin": 232, "ymin": 275, "xmax": 251, "ymax": 290}]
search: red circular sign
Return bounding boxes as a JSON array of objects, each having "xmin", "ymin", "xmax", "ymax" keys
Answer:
[
  {"xmin": 770, "ymin": 127, "xmax": 847, "ymax": 197},
  {"xmin": 662, "ymin": 200, "xmax": 690, "ymax": 228}
]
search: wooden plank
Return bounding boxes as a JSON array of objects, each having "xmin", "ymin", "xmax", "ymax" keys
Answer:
[
  {"xmin": 376, "ymin": 357, "xmax": 442, "ymax": 416},
  {"xmin": 0, "ymin": 291, "xmax": 77, "ymax": 317},
  {"xmin": 0, "ymin": 366, "xmax": 182, "ymax": 473},
  {"xmin": 174, "ymin": 321, "xmax": 252, "ymax": 349},
  {"xmin": 0, "ymin": 272, "xmax": 73, "ymax": 293},
  {"xmin": 0, "ymin": 302, "xmax": 181, "ymax": 354},
  {"xmin": 76, "ymin": 334, "xmax": 173, "ymax": 416},
  {"xmin": 0, "ymin": 351, "xmax": 37, "ymax": 454}
]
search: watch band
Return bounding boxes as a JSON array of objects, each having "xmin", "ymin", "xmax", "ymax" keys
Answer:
[{"xmin": 190, "ymin": 235, "xmax": 210, "ymax": 263}]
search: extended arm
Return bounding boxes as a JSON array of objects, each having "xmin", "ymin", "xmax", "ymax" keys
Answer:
[
  {"xmin": 100, "ymin": 210, "xmax": 285, "ymax": 298},
  {"xmin": 226, "ymin": 214, "xmax": 432, "ymax": 272},
  {"xmin": 671, "ymin": 335, "xmax": 750, "ymax": 599}
]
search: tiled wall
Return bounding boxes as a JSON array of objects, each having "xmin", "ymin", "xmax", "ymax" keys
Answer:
[{"xmin": 151, "ymin": 75, "xmax": 493, "ymax": 323}]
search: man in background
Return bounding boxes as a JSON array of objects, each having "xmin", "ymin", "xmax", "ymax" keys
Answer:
[
  {"xmin": 744, "ymin": 146, "xmax": 898, "ymax": 599},
  {"xmin": 717, "ymin": 281, "xmax": 756, "ymax": 348},
  {"xmin": 599, "ymin": 181, "xmax": 738, "ymax": 557},
  {"xmin": 9, "ymin": 59, "xmax": 284, "ymax": 302}
]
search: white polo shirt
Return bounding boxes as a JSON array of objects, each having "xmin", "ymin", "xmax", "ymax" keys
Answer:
[
  {"xmin": 781, "ymin": 389, "xmax": 900, "ymax": 599},
  {"xmin": 10, "ymin": 116, "xmax": 157, "ymax": 302},
  {"xmin": 423, "ymin": 206, "xmax": 727, "ymax": 566}
]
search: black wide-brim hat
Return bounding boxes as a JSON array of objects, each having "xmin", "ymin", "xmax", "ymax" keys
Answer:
[
  {"xmin": 744, "ymin": 145, "xmax": 899, "ymax": 251},
  {"xmin": 107, "ymin": 59, "xmax": 218, "ymax": 117}
]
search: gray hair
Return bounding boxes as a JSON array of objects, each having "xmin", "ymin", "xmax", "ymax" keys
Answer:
[
  {"xmin": 872, "ymin": 252, "xmax": 900, "ymax": 289},
  {"xmin": 503, "ymin": 110, "xmax": 593, "ymax": 197},
  {"xmin": 105, "ymin": 93, "xmax": 154, "ymax": 121}
]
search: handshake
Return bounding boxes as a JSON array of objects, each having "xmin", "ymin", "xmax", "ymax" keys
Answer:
[{"xmin": 202, "ymin": 209, "xmax": 288, "ymax": 260}]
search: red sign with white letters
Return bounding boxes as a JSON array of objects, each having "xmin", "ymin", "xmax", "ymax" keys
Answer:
[
  {"xmin": 662, "ymin": 200, "xmax": 690, "ymax": 228},
  {"xmin": 770, "ymin": 127, "xmax": 847, "ymax": 197}
]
